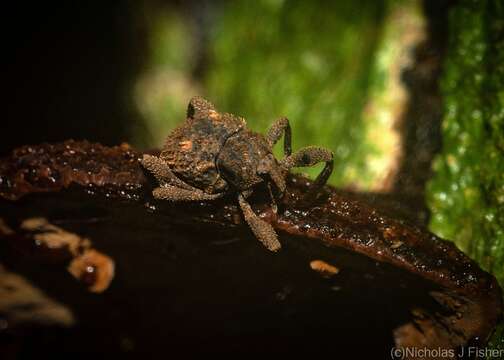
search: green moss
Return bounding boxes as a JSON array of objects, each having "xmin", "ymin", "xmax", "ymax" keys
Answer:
[{"xmin": 426, "ymin": 0, "xmax": 504, "ymax": 345}]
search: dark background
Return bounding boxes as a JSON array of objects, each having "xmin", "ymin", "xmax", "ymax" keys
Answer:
[{"xmin": 2, "ymin": 2, "xmax": 144, "ymax": 155}]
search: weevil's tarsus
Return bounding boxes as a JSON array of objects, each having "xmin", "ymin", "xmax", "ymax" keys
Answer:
[
  {"xmin": 238, "ymin": 193, "xmax": 281, "ymax": 252},
  {"xmin": 281, "ymin": 146, "xmax": 334, "ymax": 197}
]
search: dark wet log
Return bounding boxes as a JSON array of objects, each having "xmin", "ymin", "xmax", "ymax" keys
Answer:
[{"xmin": 0, "ymin": 140, "xmax": 502, "ymax": 358}]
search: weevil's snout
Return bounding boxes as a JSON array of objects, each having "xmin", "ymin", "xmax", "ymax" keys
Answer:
[
  {"xmin": 257, "ymin": 154, "xmax": 275, "ymax": 176},
  {"xmin": 257, "ymin": 154, "xmax": 286, "ymax": 195}
]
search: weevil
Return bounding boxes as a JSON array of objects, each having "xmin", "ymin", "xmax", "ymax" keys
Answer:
[{"xmin": 141, "ymin": 97, "xmax": 333, "ymax": 251}]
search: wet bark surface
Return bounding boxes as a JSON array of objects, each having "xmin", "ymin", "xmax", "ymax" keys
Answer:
[{"xmin": 0, "ymin": 140, "xmax": 502, "ymax": 358}]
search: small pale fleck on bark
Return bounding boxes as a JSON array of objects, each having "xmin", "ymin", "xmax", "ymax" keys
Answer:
[{"xmin": 310, "ymin": 259, "xmax": 340, "ymax": 278}]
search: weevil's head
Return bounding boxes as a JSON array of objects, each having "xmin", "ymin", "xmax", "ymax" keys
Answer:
[{"xmin": 216, "ymin": 130, "xmax": 286, "ymax": 194}]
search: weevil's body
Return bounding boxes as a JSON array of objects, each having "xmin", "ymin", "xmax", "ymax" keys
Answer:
[
  {"xmin": 141, "ymin": 96, "xmax": 333, "ymax": 251},
  {"xmin": 160, "ymin": 108, "xmax": 245, "ymax": 193}
]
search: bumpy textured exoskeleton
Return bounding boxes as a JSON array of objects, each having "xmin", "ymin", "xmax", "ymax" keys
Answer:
[{"xmin": 141, "ymin": 97, "xmax": 333, "ymax": 251}]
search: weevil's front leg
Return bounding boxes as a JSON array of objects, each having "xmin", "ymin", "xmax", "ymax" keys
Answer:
[
  {"xmin": 266, "ymin": 117, "xmax": 292, "ymax": 157},
  {"xmin": 281, "ymin": 146, "xmax": 334, "ymax": 190},
  {"xmin": 141, "ymin": 154, "xmax": 196, "ymax": 191},
  {"xmin": 238, "ymin": 193, "xmax": 281, "ymax": 252},
  {"xmin": 153, "ymin": 185, "xmax": 223, "ymax": 201}
]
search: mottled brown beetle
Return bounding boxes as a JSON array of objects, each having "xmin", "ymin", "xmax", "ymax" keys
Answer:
[{"xmin": 141, "ymin": 97, "xmax": 333, "ymax": 251}]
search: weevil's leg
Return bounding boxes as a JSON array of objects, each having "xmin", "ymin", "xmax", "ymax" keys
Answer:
[
  {"xmin": 238, "ymin": 193, "xmax": 281, "ymax": 252},
  {"xmin": 141, "ymin": 154, "xmax": 195, "ymax": 191},
  {"xmin": 187, "ymin": 96, "xmax": 216, "ymax": 118},
  {"xmin": 267, "ymin": 183, "xmax": 278, "ymax": 214},
  {"xmin": 281, "ymin": 146, "xmax": 334, "ymax": 189},
  {"xmin": 267, "ymin": 162, "xmax": 287, "ymax": 196},
  {"xmin": 266, "ymin": 117, "xmax": 292, "ymax": 156},
  {"xmin": 153, "ymin": 185, "xmax": 223, "ymax": 201}
]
